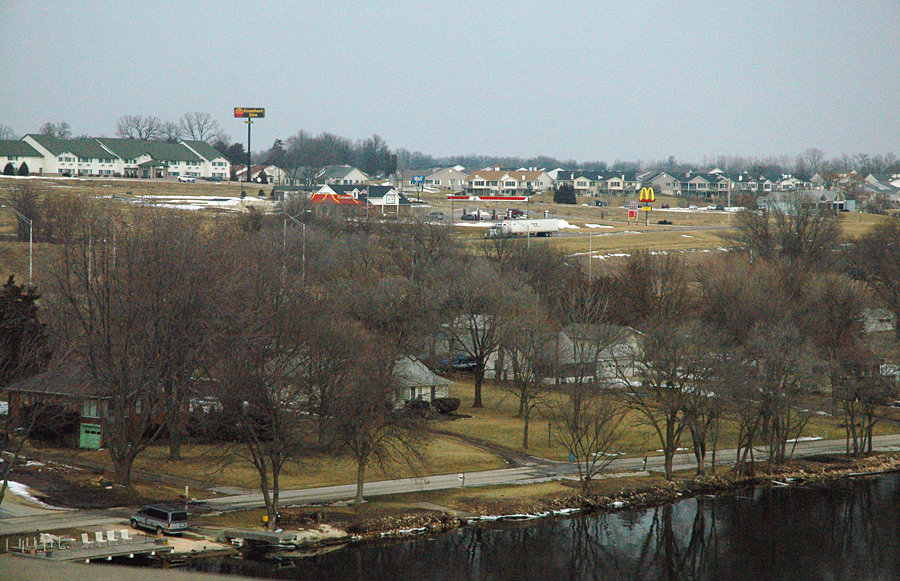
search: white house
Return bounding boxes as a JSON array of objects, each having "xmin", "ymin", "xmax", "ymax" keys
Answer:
[
  {"xmin": 315, "ymin": 165, "xmax": 370, "ymax": 185},
  {"xmin": 465, "ymin": 169, "xmax": 553, "ymax": 197},
  {"xmin": 394, "ymin": 356, "xmax": 452, "ymax": 403},
  {"xmin": 0, "ymin": 140, "xmax": 46, "ymax": 175},
  {"xmin": 233, "ymin": 164, "xmax": 287, "ymax": 184}
]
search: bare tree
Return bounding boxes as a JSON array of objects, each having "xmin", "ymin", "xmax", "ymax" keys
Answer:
[
  {"xmin": 38, "ymin": 121, "xmax": 71, "ymax": 139},
  {"xmin": 613, "ymin": 321, "xmax": 706, "ymax": 480},
  {"xmin": 161, "ymin": 121, "xmax": 182, "ymax": 143},
  {"xmin": 800, "ymin": 148, "xmax": 826, "ymax": 175},
  {"xmin": 553, "ymin": 393, "xmax": 622, "ymax": 492},
  {"xmin": 851, "ymin": 219, "xmax": 900, "ymax": 339},
  {"xmin": 179, "ymin": 112, "xmax": 222, "ymax": 142},
  {"xmin": 116, "ymin": 115, "xmax": 163, "ymax": 140},
  {"xmin": 7, "ymin": 181, "xmax": 43, "ymax": 242},
  {"xmin": 497, "ymin": 297, "xmax": 556, "ymax": 448},
  {"xmin": 327, "ymin": 341, "xmax": 427, "ymax": 505},
  {"xmin": 208, "ymin": 232, "xmax": 317, "ymax": 527},
  {"xmin": 0, "ymin": 124, "xmax": 15, "ymax": 140},
  {"xmin": 442, "ymin": 259, "xmax": 515, "ymax": 408},
  {"xmin": 742, "ymin": 322, "xmax": 818, "ymax": 466},
  {"xmin": 45, "ymin": 204, "xmax": 207, "ymax": 486},
  {"xmin": 729, "ymin": 194, "xmax": 841, "ymax": 267}
]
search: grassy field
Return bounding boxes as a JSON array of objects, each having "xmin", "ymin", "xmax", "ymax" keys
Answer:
[
  {"xmin": 441, "ymin": 377, "xmax": 900, "ymax": 463},
  {"xmin": 35, "ymin": 434, "xmax": 506, "ymax": 494}
]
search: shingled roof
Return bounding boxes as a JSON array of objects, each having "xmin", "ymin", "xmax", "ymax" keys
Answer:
[
  {"xmin": 96, "ymin": 138, "xmax": 201, "ymax": 162},
  {"xmin": 0, "ymin": 140, "xmax": 42, "ymax": 158},
  {"xmin": 26, "ymin": 134, "xmax": 110, "ymax": 158}
]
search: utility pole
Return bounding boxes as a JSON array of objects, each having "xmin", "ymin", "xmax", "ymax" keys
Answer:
[{"xmin": 1, "ymin": 204, "xmax": 32, "ymax": 284}]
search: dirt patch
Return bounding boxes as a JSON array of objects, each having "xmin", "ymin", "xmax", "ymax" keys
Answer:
[{"xmin": 9, "ymin": 459, "xmax": 184, "ymax": 509}]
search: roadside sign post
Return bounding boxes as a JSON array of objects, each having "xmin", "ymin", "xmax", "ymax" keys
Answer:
[
  {"xmin": 234, "ymin": 107, "xmax": 265, "ymax": 196},
  {"xmin": 412, "ymin": 175, "xmax": 424, "ymax": 201},
  {"xmin": 639, "ymin": 186, "xmax": 655, "ymax": 226}
]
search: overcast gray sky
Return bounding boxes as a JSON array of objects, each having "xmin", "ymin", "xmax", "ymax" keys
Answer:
[{"xmin": 1, "ymin": 0, "xmax": 897, "ymax": 163}]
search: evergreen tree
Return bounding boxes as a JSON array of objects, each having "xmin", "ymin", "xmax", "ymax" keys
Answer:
[
  {"xmin": 2, "ymin": 163, "xmax": 14, "ymax": 176},
  {"xmin": 16, "ymin": 162, "xmax": 29, "ymax": 176},
  {"xmin": 553, "ymin": 184, "xmax": 576, "ymax": 204},
  {"xmin": 0, "ymin": 276, "xmax": 49, "ymax": 386}
]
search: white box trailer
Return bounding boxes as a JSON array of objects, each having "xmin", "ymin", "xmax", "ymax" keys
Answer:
[{"xmin": 485, "ymin": 218, "xmax": 559, "ymax": 238}]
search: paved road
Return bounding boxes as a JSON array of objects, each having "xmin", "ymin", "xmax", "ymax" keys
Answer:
[{"xmin": 199, "ymin": 434, "xmax": 900, "ymax": 512}]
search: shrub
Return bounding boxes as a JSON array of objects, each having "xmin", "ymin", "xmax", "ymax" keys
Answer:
[
  {"xmin": 432, "ymin": 397, "xmax": 460, "ymax": 415},
  {"xmin": 2, "ymin": 162, "xmax": 14, "ymax": 175},
  {"xmin": 16, "ymin": 162, "xmax": 29, "ymax": 176},
  {"xmin": 20, "ymin": 404, "xmax": 79, "ymax": 443},
  {"xmin": 553, "ymin": 184, "xmax": 576, "ymax": 204},
  {"xmin": 405, "ymin": 399, "xmax": 431, "ymax": 416}
]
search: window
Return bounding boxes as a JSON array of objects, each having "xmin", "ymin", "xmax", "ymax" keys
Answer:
[{"xmin": 82, "ymin": 399, "xmax": 99, "ymax": 418}]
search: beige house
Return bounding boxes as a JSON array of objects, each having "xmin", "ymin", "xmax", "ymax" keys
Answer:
[
  {"xmin": 425, "ymin": 166, "xmax": 468, "ymax": 192},
  {"xmin": 465, "ymin": 169, "xmax": 553, "ymax": 197}
]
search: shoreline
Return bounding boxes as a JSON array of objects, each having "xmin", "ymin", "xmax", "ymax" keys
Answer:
[{"xmin": 309, "ymin": 452, "xmax": 900, "ymax": 550}]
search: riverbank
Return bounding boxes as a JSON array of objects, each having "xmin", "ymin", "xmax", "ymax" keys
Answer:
[{"xmin": 193, "ymin": 452, "xmax": 900, "ymax": 553}]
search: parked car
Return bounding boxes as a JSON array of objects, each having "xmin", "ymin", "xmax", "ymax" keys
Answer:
[
  {"xmin": 460, "ymin": 213, "xmax": 476, "ymax": 221},
  {"xmin": 661, "ymin": 203, "xmax": 670, "ymax": 208},
  {"xmin": 508, "ymin": 208, "xmax": 526, "ymax": 218},
  {"xmin": 450, "ymin": 355, "xmax": 478, "ymax": 371},
  {"xmin": 177, "ymin": 176, "xmax": 196, "ymax": 183},
  {"xmin": 426, "ymin": 211, "xmax": 445, "ymax": 221},
  {"xmin": 130, "ymin": 504, "xmax": 190, "ymax": 535}
]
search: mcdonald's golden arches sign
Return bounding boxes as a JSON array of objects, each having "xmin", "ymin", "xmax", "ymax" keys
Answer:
[{"xmin": 639, "ymin": 186, "xmax": 655, "ymax": 203}]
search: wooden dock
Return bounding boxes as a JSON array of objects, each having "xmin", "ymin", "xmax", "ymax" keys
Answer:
[
  {"xmin": 217, "ymin": 527, "xmax": 297, "ymax": 547},
  {"xmin": 11, "ymin": 536, "xmax": 173, "ymax": 563}
]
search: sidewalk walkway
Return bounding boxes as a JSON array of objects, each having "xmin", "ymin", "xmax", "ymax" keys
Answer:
[{"xmin": 200, "ymin": 434, "xmax": 900, "ymax": 512}]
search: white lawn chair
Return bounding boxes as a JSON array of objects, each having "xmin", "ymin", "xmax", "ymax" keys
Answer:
[
  {"xmin": 120, "ymin": 528, "xmax": 133, "ymax": 542},
  {"xmin": 95, "ymin": 531, "xmax": 106, "ymax": 545},
  {"xmin": 81, "ymin": 533, "xmax": 94, "ymax": 548},
  {"xmin": 107, "ymin": 530, "xmax": 118, "ymax": 544}
]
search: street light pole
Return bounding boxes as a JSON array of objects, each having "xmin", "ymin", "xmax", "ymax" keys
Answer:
[
  {"xmin": 1, "ymin": 204, "xmax": 33, "ymax": 285},
  {"xmin": 283, "ymin": 211, "xmax": 307, "ymax": 286},
  {"xmin": 588, "ymin": 230, "xmax": 593, "ymax": 282}
]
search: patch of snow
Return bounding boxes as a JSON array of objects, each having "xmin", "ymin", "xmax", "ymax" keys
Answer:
[
  {"xmin": 585, "ymin": 223, "xmax": 614, "ymax": 229},
  {"xmin": 557, "ymin": 219, "xmax": 579, "ymax": 229},
  {"xmin": 594, "ymin": 253, "xmax": 632, "ymax": 261},
  {"xmin": 681, "ymin": 234, "xmax": 695, "ymax": 238},
  {"xmin": 785, "ymin": 436, "xmax": 823, "ymax": 443},
  {"xmin": 5, "ymin": 481, "xmax": 69, "ymax": 510}
]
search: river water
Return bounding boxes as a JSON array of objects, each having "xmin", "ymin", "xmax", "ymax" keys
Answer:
[{"xmin": 184, "ymin": 472, "xmax": 900, "ymax": 580}]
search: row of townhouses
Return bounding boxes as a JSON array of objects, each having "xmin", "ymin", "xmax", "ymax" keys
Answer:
[{"xmin": 0, "ymin": 135, "xmax": 231, "ymax": 179}]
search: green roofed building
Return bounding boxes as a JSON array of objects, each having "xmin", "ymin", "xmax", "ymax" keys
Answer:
[
  {"xmin": 0, "ymin": 139, "xmax": 44, "ymax": 175},
  {"xmin": 16, "ymin": 134, "xmax": 230, "ymax": 179}
]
